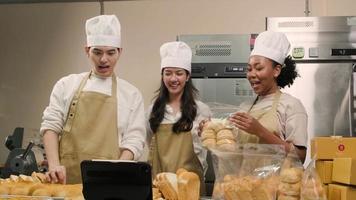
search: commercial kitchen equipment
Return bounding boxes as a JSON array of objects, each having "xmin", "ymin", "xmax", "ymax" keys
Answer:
[
  {"xmin": 267, "ymin": 16, "xmax": 356, "ymax": 164},
  {"xmin": 178, "ymin": 34, "xmax": 256, "ymax": 107},
  {"xmin": 2, "ymin": 127, "xmax": 39, "ymax": 178}
]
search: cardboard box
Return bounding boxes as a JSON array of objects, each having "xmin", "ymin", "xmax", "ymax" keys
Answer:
[
  {"xmin": 316, "ymin": 160, "xmax": 333, "ymax": 184},
  {"xmin": 311, "ymin": 137, "xmax": 356, "ymax": 160},
  {"xmin": 324, "ymin": 184, "xmax": 329, "ymax": 199},
  {"xmin": 328, "ymin": 184, "xmax": 356, "ymax": 200},
  {"xmin": 332, "ymin": 158, "xmax": 356, "ymax": 186}
]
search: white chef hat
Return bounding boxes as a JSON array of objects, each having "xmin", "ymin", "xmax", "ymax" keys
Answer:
[
  {"xmin": 86, "ymin": 15, "xmax": 121, "ymax": 48},
  {"xmin": 250, "ymin": 31, "xmax": 291, "ymax": 65},
  {"xmin": 160, "ymin": 41, "xmax": 192, "ymax": 73}
]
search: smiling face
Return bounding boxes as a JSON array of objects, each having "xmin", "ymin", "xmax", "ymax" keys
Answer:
[
  {"xmin": 162, "ymin": 67, "xmax": 190, "ymax": 99},
  {"xmin": 247, "ymin": 55, "xmax": 281, "ymax": 96},
  {"xmin": 86, "ymin": 46, "xmax": 121, "ymax": 77}
]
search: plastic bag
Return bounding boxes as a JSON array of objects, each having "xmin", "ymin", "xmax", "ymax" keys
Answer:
[
  {"xmin": 205, "ymin": 102, "xmax": 240, "ymax": 119},
  {"xmin": 277, "ymin": 145, "xmax": 304, "ymax": 200},
  {"xmin": 300, "ymin": 159, "xmax": 327, "ymax": 200},
  {"xmin": 201, "ymin": 102, "xmax": 239, "ymax": 151},
  {"xmin": 210, "ymin": 143, "xmax": 286, "ymax": 200}
]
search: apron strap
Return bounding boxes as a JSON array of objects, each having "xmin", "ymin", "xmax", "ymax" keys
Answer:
[
  {"xmin": 248, "ymin": 89, "xmax": 282, "ymax": 113},
  {"xmin": 63, "ymin": 71, "xmax": 117, "ymax": 133},
  {"xmin": 63, "ymin": 72, "xmax": 91, "ymax": 133}
]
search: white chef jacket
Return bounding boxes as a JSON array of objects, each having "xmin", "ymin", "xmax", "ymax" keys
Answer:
[
  {"xmin": 239, "ymin": 91, "xmax": 308, "ymax": 147},
  {"xmin": 40, "ymin": 72, "xmax": 146, "ymax": 160},
  {"xmin": 146, "ymin": 100, "xmax": 212, "ymax": 173}
]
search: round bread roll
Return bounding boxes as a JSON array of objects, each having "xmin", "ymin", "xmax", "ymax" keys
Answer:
[
  {"xmin": 201, "ymin": 129, "xmax": 216, "ymax": 140},
  {"xmin": 217, "ymin": 143, "xmax": 235, "ymax": 151},
  {"xmin": 206, "ymin": 121, "xmax": 225, "ymax": 133},
  {"xmin": 202, "ymin": 138, "xmax": 216, "ymax": 148},
  {"xmin": 278, "ymin": 182, "xmax": 301, "ymax": 196},
  {"xmin": 278, "ymin": 194, "xmax": 299, "ymax": 200},
  {"xmin": 217, "ymin": 138, "xmax": 236, "ymax": 145},
  {"xmin": 217, "ymin": 129, "xmax": 235, "ymax": 141},
  {"xmin": 280, "ymin": 168, "xmax": 303, "ymax": 183}
]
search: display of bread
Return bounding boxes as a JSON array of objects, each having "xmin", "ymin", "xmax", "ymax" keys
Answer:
[
  {"xmin": 152, "ymin": 168, "xmax": 200, "ymax": 200},
  {"xmin": 278, "ymin": 167, "xmax": 303, "ymax": 200},
  {"xmin": 201, "ymin": 118, "xmax": 237, "ymax": 151},
  {"xmin": 0, "ymin": 172, "xmax": 84, "ymax": 200},
  {"xmin": 212, "ymin": 174, "xmax": 277, "ymax": 200}
]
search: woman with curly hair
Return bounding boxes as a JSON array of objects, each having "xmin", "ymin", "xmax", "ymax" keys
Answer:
[{"xmin": 229, "ymin": 31, "xmax": 308, "ymax": 162}]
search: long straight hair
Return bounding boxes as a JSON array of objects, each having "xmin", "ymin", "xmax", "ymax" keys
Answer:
[{"xmin": 149, "ymin": 71, "xmax": 198, "ymax": 133}]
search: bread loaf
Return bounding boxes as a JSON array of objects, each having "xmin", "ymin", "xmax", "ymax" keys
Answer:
[
  {"xmin": 153, "ymin": 169, "xmax": 200, "ymax": 200},
  {"xmin": 177, "ymin": 170, "xmax": 200, "ymax": 200},
  {"xmin": 0, "ymin": 173, "xmax": 84, "ymax": 199}
]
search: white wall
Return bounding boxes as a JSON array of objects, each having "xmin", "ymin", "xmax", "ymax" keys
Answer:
[{"xmin": 0, "ymin": 0, "xmax": 355, "ymax": 164}]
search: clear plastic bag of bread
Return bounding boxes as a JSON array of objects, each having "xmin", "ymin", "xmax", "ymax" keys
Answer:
[
  {"xmin": 201, "ymin": 102, "xmax": 239, "ymax": 151},
  {"xmin": 238, "ymin": 143, "xmax": 286, "ymax": 200},
  {"xmin": 278, "ymin": 145, "xmax": 304, "ymax": 200},
  {"xmin": 210, "ymin": 143, "xmax": 286, "ymax": 200},
  {"xmin": 209, "ymin": 144, "xmax": 244, "ymax": 200},
  {"xmin": 300, "ymin": 159, "xmax": 327, "ymax": 200}
]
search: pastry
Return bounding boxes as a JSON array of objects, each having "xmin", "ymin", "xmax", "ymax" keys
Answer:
[
  {"xmin": 205, "ymin": 121, "xmax": 225, "ymax": 133},
  {"xmin": 252, "ymin": 183, "xmax": 273, "ymax": 200},
  {"xmin": 278, "ymin": 182, "xmax": 301, "ymax": 196},
  {"xmin": 280, "ymin": 168, "xmax": 303, "ymax": 183},
  {"xmin": 201, "ymin": 129, "xmax": 216, "ymax": 140},
  {"xmin": 202, "ymin": 138, "xmax": 216, "ymax": 148},
  {"xmin": 216, "ymin": 129, "xmax": 235, "ymax": 141}
]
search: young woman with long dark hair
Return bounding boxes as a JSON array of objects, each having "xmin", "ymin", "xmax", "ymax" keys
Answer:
[{"xmin": 147, "ymin": 41, "xmax": 211, "ymax": 193}]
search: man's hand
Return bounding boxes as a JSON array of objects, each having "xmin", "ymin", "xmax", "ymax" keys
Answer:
[{"xmin": 46, "ymin": 165, "xmax": 66, "ymax": 184}]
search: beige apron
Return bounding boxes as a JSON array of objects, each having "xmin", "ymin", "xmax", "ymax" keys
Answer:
[
  {"xmin": 149, "ymin": 124, "xmax": 206, "ymax": 194},
  {"xmin": 59, "ymin": 71, "xmax": 119, "ymax": 184},
  {"xmin": 237, "ymin": 90, "xmax": 281, "ymax": 144}
]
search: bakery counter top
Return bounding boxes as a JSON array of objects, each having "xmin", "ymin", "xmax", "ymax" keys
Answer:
[{"xmin": 0, "ymin": 195, "xmax": 64, "ymax": 200}]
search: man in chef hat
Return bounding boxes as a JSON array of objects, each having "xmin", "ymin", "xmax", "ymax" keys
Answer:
[
  {"xmin": 229, "ymin": 30, "xmax": 308, "ymax": 162},
  {"xmin": 41, "ymin": 15, "xmax": 146, "ymax": 184}
]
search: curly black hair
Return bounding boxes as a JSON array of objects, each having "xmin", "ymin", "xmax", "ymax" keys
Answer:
[{"xmin": 274, "ymin": 56, "xmax": 299, "ymax": 88}]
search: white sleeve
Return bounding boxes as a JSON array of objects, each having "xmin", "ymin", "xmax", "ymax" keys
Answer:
[
  {"xmin": 119, "ymin": 91, "xmax": 147, "ymax": 161},
  {"xmin": 40, "ymin": 79, "xmax": 67, "ymax": 136},
  {"xmin": 284, "ymin": 100, "xmax": 308, "ymax": 147}
]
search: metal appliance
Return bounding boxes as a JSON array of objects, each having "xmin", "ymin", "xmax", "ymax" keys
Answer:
[
  {"xmin": 1, "ymin": 127, "xmax": 39, "ymax": 178},
  {"xmin": 178, "ymin": 34, "xmax": 256, "ymax": 106},
  {"xmin": 267, "ymin": 16, "xmax": 356, "ymax": 164},
  {"xmin": 178, "ymin": 34, "xmax": 257, "ymax": 195}
]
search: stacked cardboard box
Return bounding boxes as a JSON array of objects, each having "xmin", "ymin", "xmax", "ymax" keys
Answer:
[{"xmin": 311, "ymin": 137, "xmax": 356, "ymax": 200}]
